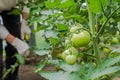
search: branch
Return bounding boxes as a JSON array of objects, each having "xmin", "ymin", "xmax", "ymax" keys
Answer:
[{"xmin": 96, "ymin": 6, "xmax": 120, "ymax": 38}]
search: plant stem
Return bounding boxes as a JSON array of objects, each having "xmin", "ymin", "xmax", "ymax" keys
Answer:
[
  {"xmin": 2, "ymin": 69, "xmax": 11, "ymax": 79},
  {"xmin": 85, "ymin": 0, "xmax": 101, "ymax": 64},
  {"xmin": 93, "ymin": 38, "xmax": 101, "ymax": 64},
  {"xmin": 96, "ymin": 6, "xmax": 120, "ymax": 38}
]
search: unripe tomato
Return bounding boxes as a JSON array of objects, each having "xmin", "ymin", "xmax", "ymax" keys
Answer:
[
  {"xmin": 62, "ymin": 50, "xmax": 70, "ymax": 60},
  {"xmin": 65, "ymin": 39, "xmax": 71, "ymax": 46},
  {"xmin": 62, "ymin": 47, "xmax": 78, "ymax": 60},
  {"xmin": 65, "ymin": 55, "xmax": 77, "ymax": 65},
  {"xmin": 71, "ymin": 31, "xmax": 90, "ymax": 47},
  {"xmin": 103, "ymin": 48, "xmax": 111, "ymax": 53},
  {"xmin": 68, "ymin": 47, "xmax": 78, "ymax": 56},
  {"xmin": 111, "ymin": 37, "xmax": 119, "ymax": 44}
]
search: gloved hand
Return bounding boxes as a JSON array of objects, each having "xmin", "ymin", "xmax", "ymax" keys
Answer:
[
  {"xmin": 11, "ymin": 38, "xmax": 30, "ymax": 57},
  {"xmin": 21, "ymin": 19, "xmax": 31, "ymax": 40},
  {"xmin": 0, "ymin": 25, "xmax": 9, "ymax": 40}
]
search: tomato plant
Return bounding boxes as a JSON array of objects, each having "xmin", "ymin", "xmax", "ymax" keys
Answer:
[
  {"xmin": 27, "ymin": 0, "xmax": 120, "ymax": 80},
  {"xmin": 2, "ymin": 0, "xmax": 120, "ymax": 80}
]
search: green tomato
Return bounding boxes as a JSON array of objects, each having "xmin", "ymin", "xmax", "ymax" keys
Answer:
[
  {"xmin": 65, "ymin": 39, "xmax": 71, "ymax": 46},
  {"xmin": 68, "ymin": 47, "xmax": 78, "ymax": 56},
  {"xmin": 111, "ymin": 37, "xmax": 119, "ymax": 44},
  {"xmin": 71, "ymin": 31, "xmax": 90, "ymax": 47},
  {"xmin": 65, "ymin": 55, "xmax": 77, "ymax": 65},
  {"xmin": 62, "ymin": 50, "xmax": 70, "ymax": 60},
  {"xmin": 62, "ymin": 47, "xmax": 78, "ymax": 60},
  {"xmin": 103, "ymin": 48, "xmax": 111, "ymax": 53}
]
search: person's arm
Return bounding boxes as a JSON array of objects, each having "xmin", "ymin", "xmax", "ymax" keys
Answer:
[
  {"xmin": 0, "ymin": 25, "xmax": 29, "ymax": 56},
  {"xmin": 5, "ymin": 34, "xmax": 15, "ymax": 44}
]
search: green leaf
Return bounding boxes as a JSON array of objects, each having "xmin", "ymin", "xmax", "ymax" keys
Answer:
[
  {"xmin": 64, "ymin": 14, "xmax": 83, "ymax": 23},
  {"xmin": 90, "ymin": 66, "xmax": 120, "ymax": 80},
  {"xmin": 35, "ymin": 60, "xmax": 47, "ymax": 73},
  {"xmin": 45, "ymin": 0, "xmax": 61, "ymax": 8},
  {"xmin": 98, "ymin": 56, "xmax": 120, "ymax": 70},
  {"xmin": 89, "ymin": 56, "xmax": 120, "ymax": 79},
  {"xmin": 49, "ymin": 37, "xmax": 58, "ymax": 45},
  {"xmin": 69, "ymin": 72, "xmax": 81, "ymax": 80},
  {"xmin": 40, "ymin": 71, "xmax": 68, "ymax": 80},
  {"xmin": 11, "ymin": 63, "xmax": 19, "ymax": 73},
  {"xmin": 34, "ymin": 49, "xmax": 51, "ymax": 56},
  {"xmin": 57, "ymin": 23, "xmax": 68, "ymax": 31},
  {"xmin": 45, "ymin": 30, "xmax": 58, "ymax": 38},
  {"xmin": 35, "ymin": 33, "xmax": 50, "ymax": 49},
  {"xmin": 15, "ymin": 54, "xmax": 25, "ymax": 65},
  {"xmin": 45, "ymin": 0, "xmax": 75, "ymax": 9},
  {"xmin": 58, "ymin": 0, "xmax": 75, "ymax": 8},
  {"xmin": 40, "ymin": 71, "xmax": 80, "ymax": 80},
  {"xmin": 88, "ymin": 0, "xmax": 106, "ymax": 13},
  {"xmin": 59, "ymin": 61, "xmax": 81, "ymax": 73},
  {"xmin": 2, "ymin": 69, "xmax": 11, "ymax": 79},
  {"xmin": 8, "ymin": 8, "xmax": 21, "ymax": 15},
  {"xmin": 110, "ymin": 45, "xmax": 120, "ymax": 53},
  {"xmin": 2, "ymin": 63, "xmax": 19, "ymax": 79}
]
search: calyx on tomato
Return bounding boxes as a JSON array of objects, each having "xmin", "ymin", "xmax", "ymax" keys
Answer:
[
  {"xmin": 70, "ymin": 24, "xmax": 83, "ymax": 33},
  {"xmin": 62, "ymin": 47, "xmax": 78, "ymax": 60},
  {"xmin": 71, "ymin": 30, "xmax": 90, "ymax": 47},
  {"xmin": 70, "ymin": 26, "xmax": 80, "ymax": 33}
]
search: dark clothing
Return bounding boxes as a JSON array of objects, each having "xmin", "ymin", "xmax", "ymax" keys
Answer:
[
  {"xmin": 0, "ymin": 39, "xmax": 3, "ymax": 78},
  {"xmin": 0, "ymin": 9, "xmax": 21, "ymax": 80}
]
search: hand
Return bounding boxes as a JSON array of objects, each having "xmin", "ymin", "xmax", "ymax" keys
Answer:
[
  {"xmin": 0, "ymin": 25, "xmax": 9, "ymax": 39},
  {"xmin": 11, "ymin": 38, "xmax": 30, "ymax": 57},
  {"xmin": 21, "ymin": 19, "xmax": 31, "ymax": 40}
]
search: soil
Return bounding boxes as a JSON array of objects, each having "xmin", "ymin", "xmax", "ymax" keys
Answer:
[
  {"xmin": 18, "ymin": 55, "xmax": 45, "ymax": 80},
  {"xmin": 18, "ymin": 55, "xmax": 55, "ymax": 80},
  {"xmin": 19, "ymin": 65, "xmax": 45, "ymax": 80}
]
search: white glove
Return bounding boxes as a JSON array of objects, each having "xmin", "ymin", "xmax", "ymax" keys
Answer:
[
  {"xmin": 21, "ymin": 19, "xmax": 31, "ymax": 40},
  {"xmin": 0, "ymin": 25, "xmax": 9, "ymax": 40},
  {"xmin": 11, "ymin": 38, "xmax": 30, "ymax": 56}
]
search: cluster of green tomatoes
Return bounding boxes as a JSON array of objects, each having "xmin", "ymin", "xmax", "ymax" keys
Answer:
[{"xmin": 60, "ymin": 24, "xmax": 91, "ymax": 65}]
